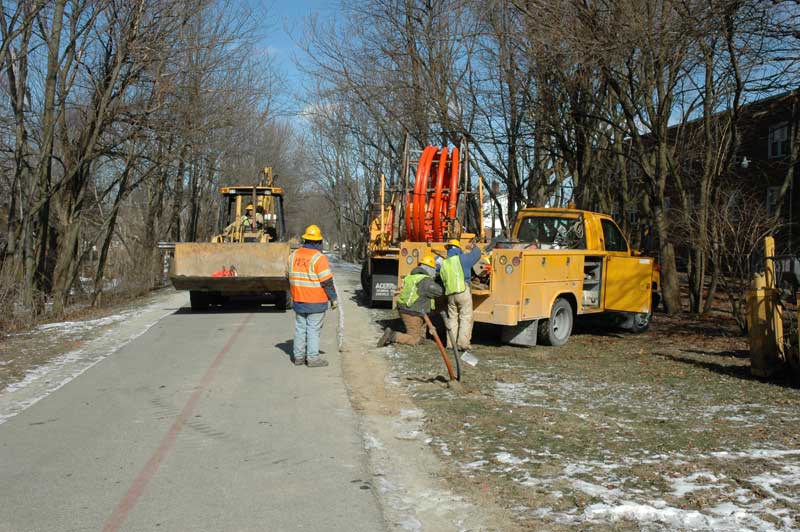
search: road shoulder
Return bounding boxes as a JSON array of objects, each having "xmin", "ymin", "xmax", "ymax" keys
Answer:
[{"xmin": 334, "ymin": 261, "xmax": 517, "ymax": 531}]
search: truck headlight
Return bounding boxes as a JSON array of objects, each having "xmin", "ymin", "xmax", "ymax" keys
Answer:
[
  {"xmin": 406, "ymin": 256, "xmax": 414, "ymax": 265},
  {"xmin": 505, "ymin": 265, "xmax": 513, "ymax": 274}
]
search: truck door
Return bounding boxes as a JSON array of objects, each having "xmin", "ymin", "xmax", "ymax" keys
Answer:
[{"xmin": 600, "ymin": 218, "xmax": 653, "ymax": 313}]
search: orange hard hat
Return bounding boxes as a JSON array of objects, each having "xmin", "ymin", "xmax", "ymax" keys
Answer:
[{"xmin": 302, "ymin": 224, "xmax": 323, "ymax": 241}]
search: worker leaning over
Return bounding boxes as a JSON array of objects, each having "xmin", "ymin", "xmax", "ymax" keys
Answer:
[
  {"xmin": 287, "ymin": 224, "xmax": 338, "ymax": 367},
  {"xmin": 377, "ymin": 254, "xmax": 442, "ymax": 347},
  {"xmin": 440, "ymin": 238, "xmax": 482, "ymax": 351}
]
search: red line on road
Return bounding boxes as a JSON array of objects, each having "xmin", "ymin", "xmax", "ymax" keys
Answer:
[{"xmin": 101, "ymin": 314, "xmax": 253, "ymax": 532}]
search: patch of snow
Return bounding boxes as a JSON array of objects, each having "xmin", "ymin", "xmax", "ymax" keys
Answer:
[
  {"xmin": 670, "ymin": 471, "xmax": 724, "ymax": 498},
  {"xmin": 462, "ymin": 460, "xmax": 488, "ymax": 470},
  {"xmin": 712, "ymin": 448, "xmax": 800, "ymax": 460},
  {"xmin": 33, "ymin": 311, "xmax": 133, "ymax": 333},
  {"xmin": 495, "ymin": 452, "xmax": 526, "ymax": 465},
  {"xmin": 748, "ymin": 465, "xmax": 800, "ymax": 503},
  {"xmin": 364, "ymin": 432, "xmax": 384, "ymax": 450},
  {"xmin": 583, "ymin": 502, "xmax": 711, "ymax": 529}
]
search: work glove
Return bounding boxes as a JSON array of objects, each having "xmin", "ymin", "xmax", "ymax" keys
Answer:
[{"xmin": 330, "ymin": 300, "xmax": 338, "ymax": 310}]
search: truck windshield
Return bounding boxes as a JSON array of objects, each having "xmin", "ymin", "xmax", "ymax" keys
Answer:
[{"xmin": 516, "ymin": 216, "xmax": 586, "ymax": 250}]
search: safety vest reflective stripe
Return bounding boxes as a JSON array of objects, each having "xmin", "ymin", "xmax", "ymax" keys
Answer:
[
  {"xmin": 440, "ymin": 256, "xmax": 466, "ymax": 295},
  {"xmin": 289, "ymin": 280, "xmax": 322, "ymax": 287},
  {"xmin": 398, "ymin": 274, "xmax": 434, "ymax": 310},
  {"xmin": 289, "ymin": 248, "xmax": 331, "ymax": 304},
  {"xmin": 311, "ymin": 253, "xmax": 333, "ymax": 282}
]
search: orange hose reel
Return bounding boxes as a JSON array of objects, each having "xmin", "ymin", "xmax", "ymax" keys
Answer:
[{"xmin": 405, "ymin": 145, "xmax": 460, "ymax": 242}]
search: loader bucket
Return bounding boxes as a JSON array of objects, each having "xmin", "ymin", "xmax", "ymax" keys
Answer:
[{"xmin": 169, "ymin": 242, "xmax": 290, "ymax": 293}]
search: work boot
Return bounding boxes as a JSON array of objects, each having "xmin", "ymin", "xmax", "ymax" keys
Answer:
[
  {"xmin": 292, "ymin": 357, "xmax": 306, "ymax": 366},
  {"xmin": 377, "ymin": 327, "xmax": 395, "ymax": 347},
  {"xmin": 306, "ymin": 358, "xmax": 329, "ymax": 368}
]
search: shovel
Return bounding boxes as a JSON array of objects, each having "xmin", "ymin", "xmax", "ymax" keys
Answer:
[
  {"xmin": 423, "ymin": 313, "xmax": 458, "ymax": 382},
  {"xmin": 440, "ymin": 311, "xmax": 479, "ymax": 370},
  {"xmin": 333, "ymin": 278, "xmax": 344, "ymax": 352}
]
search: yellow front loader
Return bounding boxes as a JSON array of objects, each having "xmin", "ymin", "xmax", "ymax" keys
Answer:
[{"xmin": 161, "ymin": 168, "xmax": 291, "ymax": 311}]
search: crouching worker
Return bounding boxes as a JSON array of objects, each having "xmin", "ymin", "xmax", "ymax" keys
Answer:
[{"xmin": 377, "ymin": 255, "xmax": 442, "ymax": 347}]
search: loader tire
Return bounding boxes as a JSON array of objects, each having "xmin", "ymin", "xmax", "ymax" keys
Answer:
[
  {"xmin": 538, "ymin": 297, "xmax": 573, "ymax": 346},
  {"xmin": 190, "ymin": 291, "xmax": 209, "ymax": 311}
]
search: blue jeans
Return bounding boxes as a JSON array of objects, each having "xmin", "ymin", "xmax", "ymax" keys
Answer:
[{"xmin": 293, "ymin": 311, "xmax": 325, "ymax": 361}]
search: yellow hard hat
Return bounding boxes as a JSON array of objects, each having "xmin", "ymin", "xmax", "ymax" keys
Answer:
[
  {"xmin": 245, "ymin": 203, "xmax": 254, "ymax": 210},
  {"xmin": 419, "ymin": 254, "xmax": 436, "ymax": 269},
  {"xmin": 446, "ymin": 239, "xmax": 461, "ymax": 249},
  {"xmin": 302, "ymin": 224, "xmax": 323, "ymax": 241}
]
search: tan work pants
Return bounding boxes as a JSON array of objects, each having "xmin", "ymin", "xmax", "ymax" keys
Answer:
[
  {"xmin": 446, "ymin": 287, "xmax": 473, "ymax": 349},
  {"xmin": 395, "ymin": 312, "xmax": 426, "ymax": 345}
]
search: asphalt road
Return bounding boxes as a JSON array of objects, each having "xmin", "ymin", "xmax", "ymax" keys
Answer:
[{"xmin": 0, "ymin": 274, "xmax": 385, "ymax": 531}]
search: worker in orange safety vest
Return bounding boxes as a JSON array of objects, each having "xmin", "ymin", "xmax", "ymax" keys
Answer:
[{"xmin": 287, "ymin": 224, "xmax": 338, "ymax": 367}]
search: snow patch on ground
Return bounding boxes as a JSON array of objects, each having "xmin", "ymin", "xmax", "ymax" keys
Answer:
[
  {"xmin": 460, "ymin": 444, "xmax": 800, "ymax": 530},
  {"xmin": 0, "ymin": 293, "xmax": 183, "ymax": 425}
]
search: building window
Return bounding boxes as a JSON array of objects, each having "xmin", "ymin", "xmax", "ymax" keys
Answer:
[{"xmin": 769, "ymin": 123, "xmax": 790, "ymax": 159}]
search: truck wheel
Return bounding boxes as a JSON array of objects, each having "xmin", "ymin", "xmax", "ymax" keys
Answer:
[
  {"xmin": 538, "ymin": 297, "xmax": 573, "ymax": 346},
  {"xmin": 360, "ymin": 262, "xmax": 370, "ymax": 294},
  {"xmin": 275, "ymin": 291, "xmax": 289, "ymax": 310},
  {"xmin": 190, "ymin": 291, "xmax": 208, "ymax": 311},
  {"xmin": 627, "ymin": 312, "xmax": 651, "ymax": 334}
]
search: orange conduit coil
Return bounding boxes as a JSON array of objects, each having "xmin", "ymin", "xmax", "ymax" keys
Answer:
[{"xmin": 405, "ymin": 145, "xmax": 460, "ymax": 242}]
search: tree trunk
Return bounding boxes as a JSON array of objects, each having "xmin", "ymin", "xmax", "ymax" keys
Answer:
[
  {"xmin": 171, "ymin": 144, "xmax": 189, "ymax": 242},
  {"xmin": 653, "ymin": 205, "xmax": 681, "ymax": 314}
]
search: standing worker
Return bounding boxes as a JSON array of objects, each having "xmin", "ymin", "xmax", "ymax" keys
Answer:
[
  {"xmin": 439, "ymin": 239, "xmax": 482, "ymax": 351},
  {"xmin": 287, "ymin": 224, "xmax": 338, "ymax": 367},
  {"xmin": 377, "ymin": 255, "xmax": 442, "ymax": 347}
]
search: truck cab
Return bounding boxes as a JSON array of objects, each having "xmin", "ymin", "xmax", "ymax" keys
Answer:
[{"xmin": 476, "ymin": 208, "xmax": 654, "ymax": 346}]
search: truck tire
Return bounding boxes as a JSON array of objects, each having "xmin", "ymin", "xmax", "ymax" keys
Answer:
[
  {"xmin": 190, "ymin": 291, "xmax": 208, "ymax": 311},
  {"xmin": 538, "ymin": 297, "xmax": 573, "ymax": 346},
  {"xmin": 275, "ymin": 291, "xmax": 289, "ymax": 310},
  {"xmin": 627, "ymin": 312, "xmax": 651, "ymax": 334},
  {"xmin": 360, "ymin": 262, "xmax": 370, "ymax": 294}
]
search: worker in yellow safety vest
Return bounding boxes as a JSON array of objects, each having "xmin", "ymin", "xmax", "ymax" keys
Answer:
[
  {"xmin": 377, "ymin": 255, "xmax": 443, "ymax": 347},
  {"xmin": 287, "ymin": 224, "xmax": 338, "ymax": 367},
  {"xmin": 439, "ymin": 238, "xmax": 482, "ymax": 350}
]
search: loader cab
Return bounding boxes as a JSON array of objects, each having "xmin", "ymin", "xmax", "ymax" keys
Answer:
[{"xmin": 217, "ymin": 186, "xmax": 286, "ymax": 243}]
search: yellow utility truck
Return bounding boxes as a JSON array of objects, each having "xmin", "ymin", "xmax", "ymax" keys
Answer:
[
  {"xmin": 164, "ymin": 168, "xmax": 291, "ymax": 311},
  {"xmin": 361, "ymin": 174, "xmax": 401, "ymax": 306},
  {"xmin": 398, "ymin": 207, "xmax": 657, "ymax": 346}
]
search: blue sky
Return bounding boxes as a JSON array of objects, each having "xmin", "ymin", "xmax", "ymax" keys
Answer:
[{"xmin": 257, "ymin": 0, "xmax": 334, "ymax": 111}]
